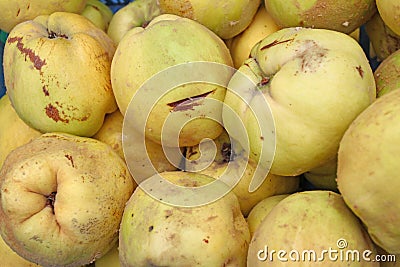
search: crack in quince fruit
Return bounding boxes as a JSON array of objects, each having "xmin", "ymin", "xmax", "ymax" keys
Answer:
[{"xmin": 167, "ymin": 90, "xmax": 214, "ymax": 112}]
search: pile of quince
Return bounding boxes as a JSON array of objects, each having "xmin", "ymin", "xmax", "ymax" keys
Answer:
[{"xmin": 0, "ymin": 0, "xmax": 399, "ymax": 266}]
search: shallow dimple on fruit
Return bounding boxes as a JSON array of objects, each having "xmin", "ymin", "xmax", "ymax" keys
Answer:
[{"xmin": 207, "ymin": 215, "xmax": 218, "ymax": 221}]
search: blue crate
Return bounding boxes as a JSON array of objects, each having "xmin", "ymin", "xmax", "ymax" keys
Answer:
[
  {"xmin": 0, "ymin": 30, "xmax": 6, "ymax": 98},
  {"xmin": 100, "ymin": 0, "xmax": 134, "ymax": 13}
]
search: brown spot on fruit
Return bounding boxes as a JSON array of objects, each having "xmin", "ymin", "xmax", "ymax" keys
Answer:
[
  {"xmin": 65, "ymin": 154, "xmax": 75, "ymax": 168},
  {"xmin": 299, "ymin": 41, "xmax": 328, "ymax": 73},
  {"xmin": 29, "ymin": 235, "xmax": 43, "ymax": 243},
  {"xmin": 7, "ymin": 36, "xmax": 46, "ymax": 70},
  {"xmin": 45, "ymin": 104, "xmax": 67, "ymax": 123},
  {"xmin": 167, "ymin": 233, "xmax": 176, "ymax": 241},
  {"xmin": 148, "ymin": 225, "xmax": 154, "ymax": 232},
  {"xmin": 78, "ymin": 114, "xmax": 89, "ymax": 122},
  {"xmin": 356, "ymin": 65, "xmax": 364, "ymax": 78},
  {"xmin": 164, "ymin": 209, "xmax": 173, "ymax": 219},
  {"xmin": 203, "ymin": 238, "xmax": 209, "ymax": 244},
  {"xmin": 207, "ymin": 215, "xmax": 218, "ymax": 221},
  {"xmin": 42, "ymin": 86, "xmax": 49, "ymax": 96},
  {"xmin": 73, "ymin": 217, "xmax": 100, "ymax": 235},
  {"xmin": 45, "ymin": 103, "xmax": 90, "ymax": 123}
]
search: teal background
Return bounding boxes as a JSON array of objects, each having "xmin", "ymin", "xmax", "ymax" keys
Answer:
[{"xmin": 0, "ymin": 30, "xmax": 6, "ymax": 97}]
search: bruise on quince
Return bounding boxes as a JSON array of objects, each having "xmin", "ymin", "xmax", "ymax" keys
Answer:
[
  {"xmin": 265, "ymin": 0, "xmax": 377, "ymax": 34},
  {"xmin": 3, "ymin": 12, "xmax": 117, "ymax": 137},
  {"xmin": 223, "ymin": 27, "xmax": 376, "ymax": 177}
]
